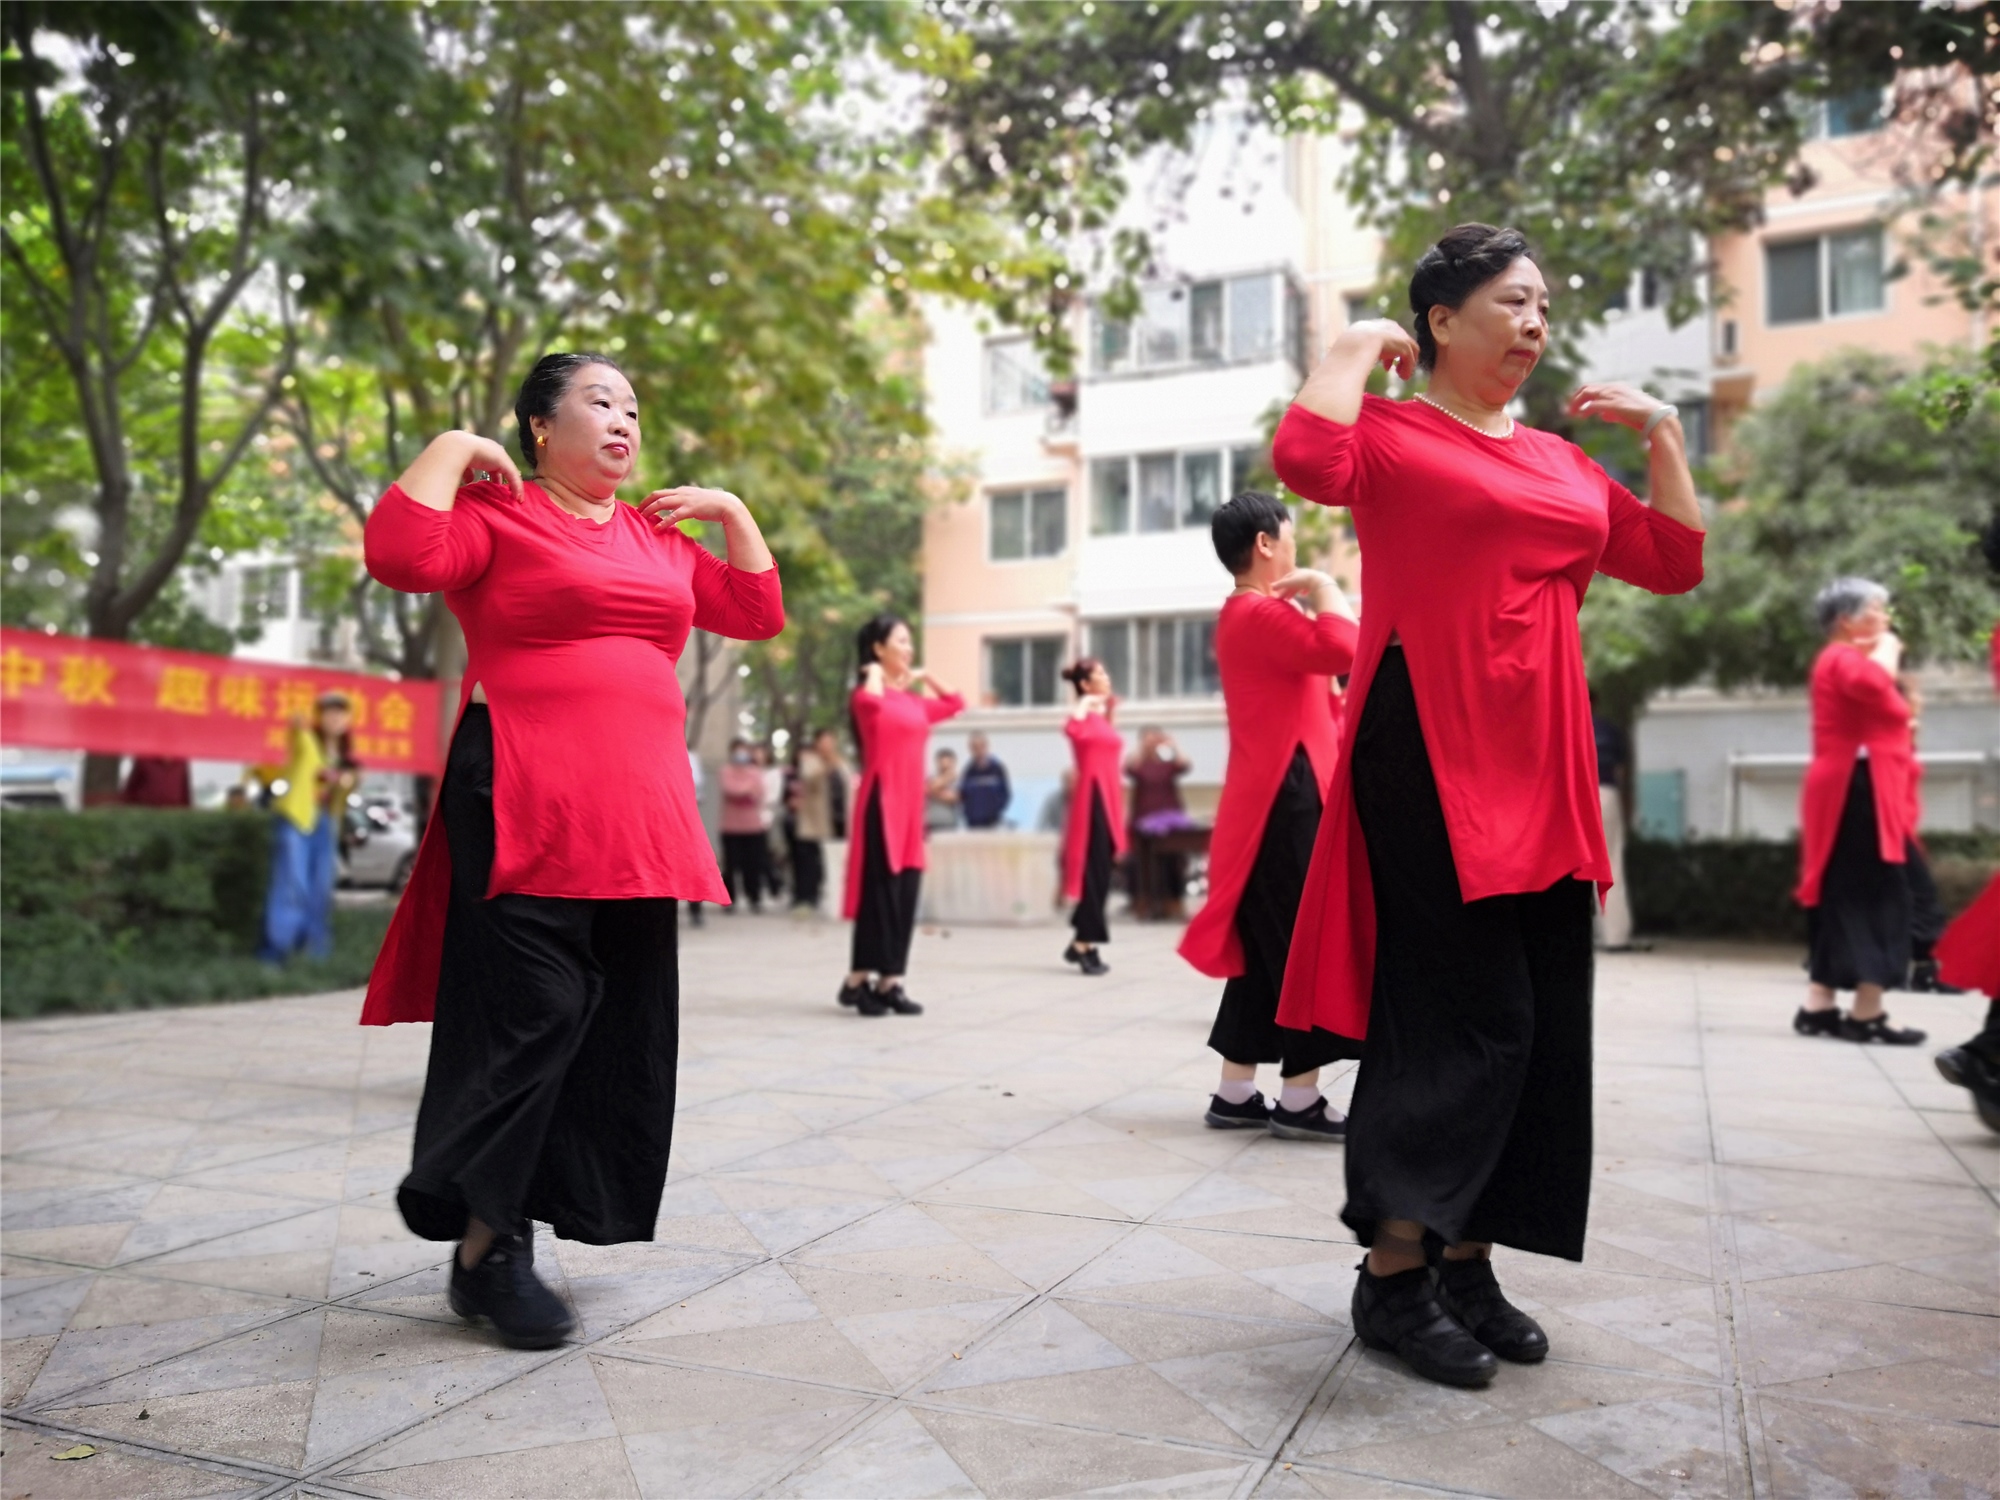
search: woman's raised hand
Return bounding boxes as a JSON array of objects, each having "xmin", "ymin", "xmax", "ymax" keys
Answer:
[
  {"xmin": 1567, "ymin": 382, "xmax": 1669, "ymax": 431},
  {"xmin": 640, "ymin": 486, "xmax": 745, "ymax": 532},
  {"xmin": 1346, "ymin": 319, "xmax": 1419, "ymax": 380},
  {"xmin": 1271, "ymin": 567, "xmax": 1331, "ymax": 600},
  {"xmin": 456, "ymin": 434, "xmax": 525, "ymax": 498}
]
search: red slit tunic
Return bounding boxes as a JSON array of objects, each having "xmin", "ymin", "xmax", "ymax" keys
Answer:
[
  {"xmin": 1272, "ymin": 398, "xmax": 1705, "ymax": 1040},
  {"xmin": 841, "ymin": 685, "xmax": 965, "ymax": 919},
  {"xmin": 1063, "ymin": 710, "xmax": 1128, "ymax": 901},
  {"xmin": 1179, "ymin": 593, "xmax": 1357, "ymax": 978},
  {"xmin": 359, "ymin": 481, "xmax": 784, "ymax": 1026},
  {"xmin": 1936, "ymin": 634, "xmax": 2000, "ymax": 995},
  {"xmin": 1794, "ymin": 643, "xmax": 1919, "ymax": 908}
]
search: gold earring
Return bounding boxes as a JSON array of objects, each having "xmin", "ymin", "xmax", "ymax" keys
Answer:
[{"xmin": 537, "ymin": 435, "xmax": 548, "ymax": 447}]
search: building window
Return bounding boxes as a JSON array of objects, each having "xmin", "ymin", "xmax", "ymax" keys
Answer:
[
  {"xmin": 239, "ymin": 565, "xmax": 293, "ymax": 627},
  {"xmin": 989, "ymin": 487, "xmax": 1067, "ymax": 561},
  {"xmin": 1136, "ymin": 453, "xmax": 1178, "ymax": 533},
  {"xmin": 1087, "ymin": 615, "xmax": 1220, "ymax": 700},
  {"xmin": 1342, "ymin": 293, "xmax": 1372, "ymax": 328},
  {"xmin": 1090, "ymin": 271, "xmax": 1300, "ymax": 375},
  {"xmin": 1091, "ymin": 457, "xmax": 1131, "ymax": 535},
  {"xmin": 1766, "ymin": 226, "xmax": 1884, "ymax": 325},
  {"xmin": 1181, "ymin": 451, "xmax": 1222, "ymax": 526},
  {"xmin": 1819, "ymin": 87, "xmax": 1886, "ymax": 139},
  {"xmin": 986, "ymin": 635, "xmax": 1065, "ymax": 708},
  {"xmin": 984, "ymin": 339, "xmax": 1049, "ymax": 415},
  {"xmin": 1090, "ymin": 444, "xmax": 1272, "ymax": 535}
]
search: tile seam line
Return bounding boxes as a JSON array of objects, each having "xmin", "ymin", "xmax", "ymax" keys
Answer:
[
  {"xmin": 1859, "ymin": 1039, "xmax": 2000, "ymax": 1210},
  {"xmin": 1696, "ymin": 963, "xmax": 1773, "ymax": 1500},
  {"xmin": 0, "ymin": 1407, "xmax": 298, "ymax": 1483}
]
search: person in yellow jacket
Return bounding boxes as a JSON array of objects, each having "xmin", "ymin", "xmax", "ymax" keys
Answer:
[{"xmin": 258, "ymin": 692, "xmax": 358, "ymax": 961}]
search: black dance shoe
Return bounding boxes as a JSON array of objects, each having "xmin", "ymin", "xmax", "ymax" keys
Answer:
[
  {"xmin": 837, "ymin": 979, "xmax": 872, "ymax": 1010},
  {"xmin": 1268, "ymin": 1096, "xmax": 1346, "ymax": 1142},
  {"xmin": 449, "ymin": 1231, "xmax": 574, "ymax": 1349},
  {"xmin": 1435, "ymin": 1256, "xmax": 1548, "ymax": 1363},
  {"xmin": 1063, "ymin": 943, "xmax": 1110, "ymax": 976},
  {"xmin": 1840, "ymin": 1012, "xmax": 1926, "ymax": 1046},
  {"xmin": 1907, "ymin": 960, "xmax": 1966, "ymax": 995},
  {"xmin": 1203, "ymin": 1092, "xmax": 1271, "ymax": 1130},
  {"xmin": 1793, "ymin": 1006, "xmax": 1844, "ymax": 1038},
  {"xmin": 1351, "ymin": 1262, "xmax": 1497, "ymax": 1388},
  {"xmin": 1935, "ymin": 1046, "xmax": 2000, "ymax": 1134},
  {"xmin": 877, "ymin": 983, "xmax": 924, "ymax": 1016}
]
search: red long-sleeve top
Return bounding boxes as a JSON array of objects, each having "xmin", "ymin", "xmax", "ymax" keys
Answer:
[
  {"xmin": 1936, "ymin": 633, "xmax": 2000, "ymax": 994},
  {"xmin": 1179, "ymin": 592, "xmax": 1357, "ymax": 979},
  {"xmin": 1063, "ymin": 708, "xmax": 1128, "ymax": 900},
  {"xmin": 841, "ymin": 684, "xmax": 965, "ymax": 918},
  {"xmin": 358, "ymin": 481, "xmax": 784, "ymax": 1026},
  {"xmin": 1272, "ymin": 398, "xmax": 1705, "ymax": 1040},
  {"xmin": 1794, "ymin": 643, "xmax": 1919, "ymax": 907}
]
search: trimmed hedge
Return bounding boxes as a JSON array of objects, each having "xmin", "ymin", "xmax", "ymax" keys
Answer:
[
  {"xmin": 1, "ymin": 809, "xmax": 388, "ymax": 1018},
  {"xmin": 1628, "ymin": 831, "xmax": 2000, "ymax": 943}
]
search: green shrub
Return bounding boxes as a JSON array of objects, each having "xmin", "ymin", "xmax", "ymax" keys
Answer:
[
  {"xmin": 1628, "ymin": 832, "xmax": 1999, "ymax": 942},
  {"xmin": 0, "ymin": 808, "xmax": 388, "ymax": 1018}
]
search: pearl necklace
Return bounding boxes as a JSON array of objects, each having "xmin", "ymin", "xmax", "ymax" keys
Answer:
[{"xmin": 1417, "ymin": 392, "xmax": 1513, "ymax": 439}]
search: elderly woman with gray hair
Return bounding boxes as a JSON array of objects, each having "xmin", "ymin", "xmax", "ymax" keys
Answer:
[{"xmin": 1793, "ymin": 577, "xmax": 1927, "ymax": 1045}]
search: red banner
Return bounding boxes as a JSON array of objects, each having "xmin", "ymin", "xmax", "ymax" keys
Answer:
[{"xmin": 0, "ymin": 629, "xmax": 443, "ymax": 773}]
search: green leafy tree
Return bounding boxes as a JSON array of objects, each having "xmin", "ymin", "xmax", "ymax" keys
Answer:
[
  {"xmin": 917, "ymin": 0, "xmax": 1993, "ymax": 422},
  {"xmin": 276, "ymin": 2, "xmax": 1006, "ymax": 720},
  {"xmin": 1583, "ymin": 348, "xmax": 2000, "ymax": 723},
  {"xmin": 1, "ymin": 0, "xmax": 423, "ymax": 792}
]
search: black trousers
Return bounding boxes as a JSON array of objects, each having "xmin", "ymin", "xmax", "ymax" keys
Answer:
[
  {"xmin": 1071, "ymin": 790, "xmax": 1115, "ymax": 944},
  {"xmin": 399, "ymin": 707, "xmax": 679, "ymax": 1246},
  {"xmin": 1345, "ymin": 647, "xmax": 1595, "ymax": 1261},
  {"xmin": 790, "ymin": 835, "xmax": 825, "ymax": 909},
  {"xmin": 1209, "ymin": 747, "xmax": 1360, "ymax": 1075},
  {"xmin": 721, "ymin": 832, "xmax": 769, "ymax": 910},
  {"xmin": 850, "ymin": 795, "xmax": 921, "ymax": 975},
  {"xmin": 1807, "ymin": 760, "xmax": 1916, "ymax": 990}
]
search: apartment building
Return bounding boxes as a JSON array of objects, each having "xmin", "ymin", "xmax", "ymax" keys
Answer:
[
  {"xmin": 1707, "ymin": 85, "xmax": 1995, "ymax": 443},
  {"xmin": 920, "ymin": 117, "xmax": 1350, "ymax": 823}
]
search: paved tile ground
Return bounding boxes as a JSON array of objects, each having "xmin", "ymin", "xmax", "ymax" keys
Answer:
[{"xmin": 3, "ymin": 912, "xmax": 1996, "ymax": 1500}]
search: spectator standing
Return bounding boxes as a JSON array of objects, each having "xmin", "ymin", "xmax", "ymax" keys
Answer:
[
  {"xmin": 925, "ymin": 748, "xmax": 962, "ymax": 833},
  {"xmin": 1592, "ymin": 706, "xmax": 1634, "ymax": 950},
  {"xmin": 1126, "ymin": 726, "xmax": 1193, "ymax": 919},
  {"xmin": 959, "ymin": 733, "xmax": 1012, "ymax": 829},
  {"xmin": 260, "ymin": 692, "xmax": 358, "ymax": 962},
  {"xmin": 789, "ymin": 728, "xmax": 843, "ymax": 913},
  {"xmin": 755, "ymin": 742, "xmax": 787, "ymax": 903},
  {"xmin": 719, "ymin": 739, "xmax": 770, "ymax": 912}
]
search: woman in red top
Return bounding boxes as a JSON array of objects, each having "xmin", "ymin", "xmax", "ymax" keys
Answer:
[
  {"xmin": 363, "ymin": 352, "xmax": 783, "ymax": 1347},
  {"xmin": 1180, "ymin": 491, "xmax": 1359, "ymax": 1142},
  {"xmin": 1273, "ymin": 224, "xmax": 1705, "ymax": 1389},
  {"xmin": 1792, "ymin": 579, "xmax": 1927, "ymax": 1046},
  {"xmin": 1061, "ymin": 659, "xmax": 1127, "ymax": 975},
  {"xmin": 839, "ymin": 614, "xmax": 964, "ymax": 1015}
]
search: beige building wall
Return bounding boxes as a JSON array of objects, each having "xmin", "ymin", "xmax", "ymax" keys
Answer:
[{"xmin": 1708, "ymin": 100, "xmax": 1993, "ymax": 445}]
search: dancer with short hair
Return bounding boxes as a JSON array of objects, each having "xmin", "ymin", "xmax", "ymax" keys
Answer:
[
  {"xmin": 1181, "ymin": 490, "xmax": 1359, "ymax": 1142},
  {"xmin": 1061, "ymin": 658, "xmax": 1126, "ymax": 975},
  {"xmin": 1274, "ymin": 223, "xmax": 1705, "ymax": 1388},
  {"xmin": 839, "ymin": 615, "xmax": 963, "ymax": 1015},
  {"xmin": 363, "ymin": 351, "xmax": 782, "ymax": 1348}
]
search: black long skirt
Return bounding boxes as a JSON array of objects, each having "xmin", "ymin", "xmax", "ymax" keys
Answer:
[
  {"xmin": 1208, "ymin": 747, "xmax": 1360, "ymax": 1075},
  {"xmin": 398, "ymin": 706, "xmax": 680, "ymax": 1246},
  {"xmin": 1344, "ymin": 646, "xmax": 1595, "ymax": 1261},
  {"xmin": 1071, "ymin": 790, "xmax": 1115, "ymax": 944},
  {"xmin": 850, "ymin": 794, "xmax": 922, "ymax": 975},
  {"xmin": 1807, "ymin": 759, "xmax": 1914, "ymax": 990}
]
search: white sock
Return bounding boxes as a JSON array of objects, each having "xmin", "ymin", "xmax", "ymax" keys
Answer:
[
  {"xmin": 1216, "ymin": 1079, "xmax": 1259, "ymax": 1105},
  {"xmin": 1279, "ymin": 1086, "xmax": 1325, "ymax": 1114}
]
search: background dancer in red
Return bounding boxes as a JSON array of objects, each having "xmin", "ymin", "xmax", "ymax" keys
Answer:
[
  {"xmin": 1181, "ymin": 491, "xmax": 1359, "ymax": 1141},
  {"xmin": 364, "ymin": 353, "xmax": 782, "ymax": 1348},
  {"xmin": 1793, "ymin": 578, "xmax": 1928, "ymax": 1047},
  {"xmin": 1273, "ymin": 224, "xmax": 1705, "ymax": 1389},
  {"xmin": 1061, "ymin": 659, "xmax": 1126, "ymax": 975},
  {"xmin": 839, "ymin": 615, "xmax": 963, "ymax": 1015}
]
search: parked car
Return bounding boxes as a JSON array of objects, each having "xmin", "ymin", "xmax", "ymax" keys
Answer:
[
  {"xmin": 0, "ymin": 767, "xmax": 74, "ymax": 810},
  {"xmin": 339, "ymin": 797, "xmax": 417, "ymax": 891}
]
